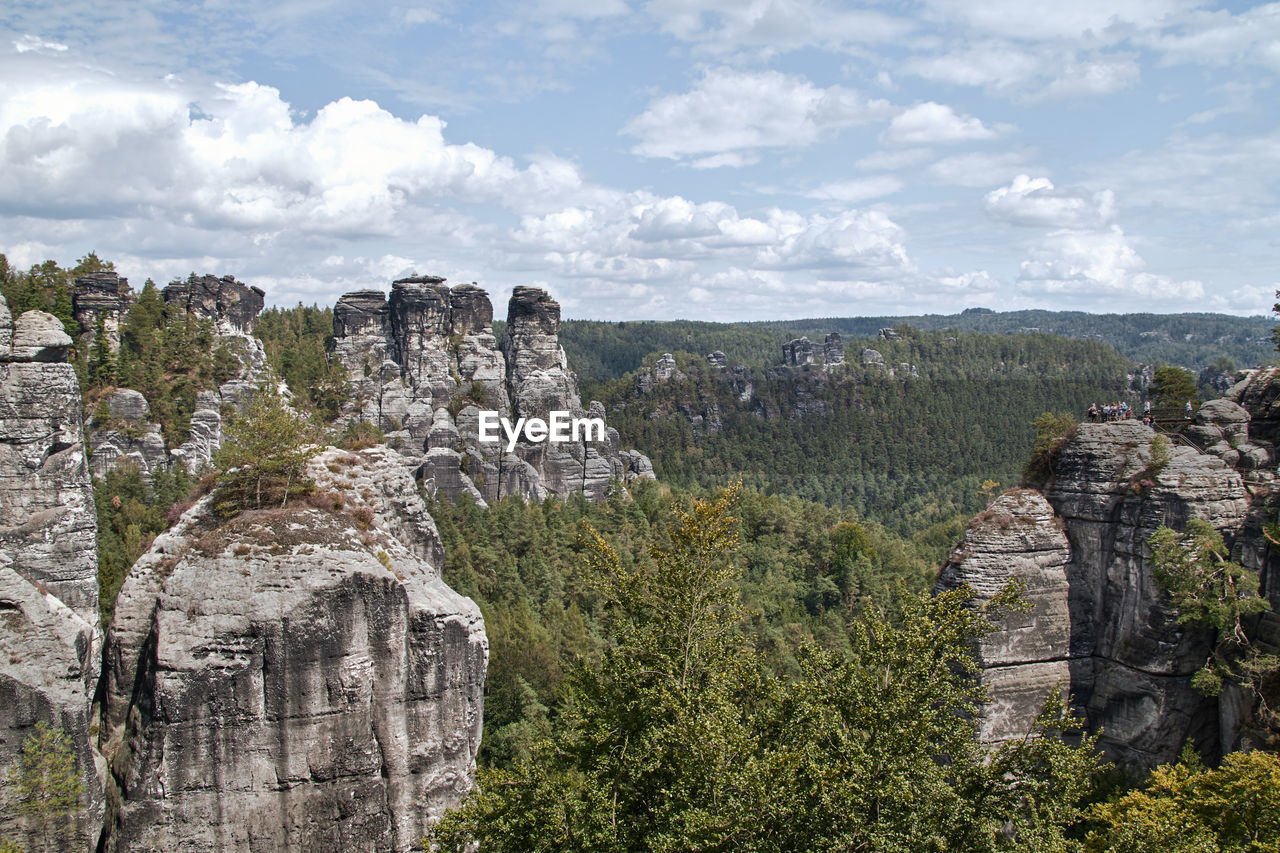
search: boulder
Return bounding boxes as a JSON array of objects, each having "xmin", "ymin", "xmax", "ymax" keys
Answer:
[{"xmin": 9, "ymin": 311, "xmax": 72, "ymax": 362}]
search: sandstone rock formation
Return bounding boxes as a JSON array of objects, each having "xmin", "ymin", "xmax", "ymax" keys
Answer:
[
  {"xmin": 88, "ymin": 389, "xmax": 168, "ymax": 478},
  {"xmin": 0, "ymin": 558, "xmax": 104, "ymax": 851},
  {"xmin": 162, "ymin": 274, "xmax": 265, "ymax": 337},
  {"xmin": 0, "ymin": 292, "xmax": 105, "ymax": 852},
  {"xmin": 0, "ymin": 297, "xmax": 99, "ymax": 621},
  {"xmin": 98, "ymin": 445, "xmax": 487, "ymax": 852},
  {"xmin": 781, "ymin": 337, "xmax": 816, "ymax": 366},
  {"xmin": 73, "ymin": 271, "xmax": 134, "ymax": 354},
  {"xmin": 823, "ymin": 332, "xmax": 844, "ymax": 365},
  {"xmin": 783, "ymin": 334, "xmax": 843, "ymax": 369},
  {"xmin": 84, "ymin": 273, "xmax": 272, "ymax": 478},
  {"xmin": 935, "ymin": 489, "xmax": 1071, "ymax": 744},
  {"xmin": 958, "ymin": 421, "xmax": 1256, "ymax": 769},
  {"xmin": 331, "ymin": 278, "xmax": 652, "ymax": 505}
]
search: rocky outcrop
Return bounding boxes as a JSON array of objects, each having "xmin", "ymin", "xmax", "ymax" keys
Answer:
[
  {"xmin": 0, "ymin": 299, "xmax": 99, "ymax": 621},
  {"xmin": 1226, "ymin": 367, "xmax": 1280, "ymax": 448},
  {"xmin": 782, "ymin": 337, "xmax": 816, "ymax": 366},
  {"xmin": 936, "ymin": 490, "xmax": 1070, "ymax": 744},
  {"xmin": 958, "ymin": 421, "xmax": 1255, "ymax": 770},
  {"xmin": 88, "ymin": 389, "xmax": 168, "ymax": 478},
  {"xmin": 782, "ymin": 334, "xmax": 844, "ymax": 369},
  {"xmin": 331, "ymin": 279, "xmax": 651, "ymax": 504},
  {"xmin": 162, "ymin": 274, "xmax": 265, "ymax": 337},
  {"xmin": 0, "ymin": 559, "xmax": 104, "ymax": 851},
  {"xmin": 333, "ymin": 278, "xmax": 509, "ymax": 458},
  {"xmin": 637, "ymin": 353, "xmax": 683, "ymax": 392},
  {"xmin": 73, "ymin": 271, "xmax": 134, "ymax": 354},
  {"xmin": 823, "ymin": 333, "xmax": 844, "ymax": 365},
  {"xmin": 0, "ymin": 293, "xmax": 104, "ymax": 851},
  {"xmin": 98, "ymin": 445, "xmax": 487, "ymax": 852}
]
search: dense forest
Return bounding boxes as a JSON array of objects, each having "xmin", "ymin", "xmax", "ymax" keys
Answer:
[
  {"xmin": 591, "ymin": 330, "xmax": 1135, "ymax": 534},
  {"xmin": 559, "ymin": 308, "xmax": 1272, "ymax": 385}
]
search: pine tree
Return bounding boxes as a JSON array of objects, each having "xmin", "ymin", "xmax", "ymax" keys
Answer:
[{"xmin": 7, "ymin": 721, "xmax": 83, "ymax": 853}]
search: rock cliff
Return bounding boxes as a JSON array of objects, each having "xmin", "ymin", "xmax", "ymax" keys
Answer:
[
  {"xmin": 936, "ymin": 489, "xmax": 1071, "ymax": 744},
  {"xmin": 332, "ymin": 278, "xmax": 652, "ymax": 505},
  {"xmin": 72, "ymin": 271, "xmax": 134, "ymax": 354},
  {"xmin": 956, "ymin": 418, "xmax": 1268, "ymax": 770},
  {"xmin": 0, "ymin": 296, "xmax": 100, "ymax": 621},
  {"xmin": 97, "ymin": 445, "xmax": 487, "ymax": 852},
  {"xmin": 0, "ymin": 292, "xmax": 105, "ymax": 852}
]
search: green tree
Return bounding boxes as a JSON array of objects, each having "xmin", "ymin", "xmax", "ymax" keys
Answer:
[
  {"xmin": 1150, "ymin": 365, "xmax": 1197, "ymax": 414},
  {"xmin": 1149, "ymin": 521, "xmax": 1278, "ymax": 729},
  {"xmin": 429, "ymin": 486, "xmax": 1102, "ymax": 852},
  {"xmin": 1085, "ymin": 750, "xmax": 1280, "ymax": 852},
  {"xmin": 214, "ymin": 387, "xmax": 319, "ymax": 514},
  {"xmin": 1023, "ymin": 411, "xmax": 1079, "ymax": 484},
  {"xmin": 6, "ymin": 721, "xmax": 83, "ymax": 853}
]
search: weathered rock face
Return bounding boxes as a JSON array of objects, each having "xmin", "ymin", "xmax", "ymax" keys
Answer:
[
  {"xmin": 958, "ymin": 422, "xmax": 1255, "ymax": 770},
  {"xmin": 333, "ymin": 279, "xmax": 510, "ymax": 458},
  {"xmin": 332, "ymin": 279, "xmax": 651, "ymax": 505},
  {"xmin": 783, "ymin": 333, "xmax": 844, "ymax": 369},
  {"xmin": 162, "ymin": 274, "xmax": 265, "ymax": 337},
  {"xmin": 98, "ymin": 445, "xmax": 487, "ymax": 853},
  {"xmin": 0, "ymin": 560, "xmax": 104, "ymax": 851},
  {"xmin": 782, "ymin": 337, "xmax": 815, "ymax": 366},
  {"xmin": 823, "ymin": 333, "xmax": 844, "ymax": 365},
  {"xmin": 88, "ymin": 389, "xmax": 169, "ymax": 478},
  {"xmin": 0, "ymin": 293, "xmax": 104, "ymax": 851},
  {"xmin": 637, "ymin": 353, "xmax": 684, "ymax": 393},
  {"xmin": 935, "ymin": 490, "xmax": 1071, "ymax": 744},
  {"xmin": 1047, "ymin": 422, "xmax": 1248, "ymax": 768},
  {"xmin": 0, "ymin": 300, "xmax": 100, "ymax": 621},
  {"xmin": 11, "ymin": 310, "xmax": 72, "ymax": 362},
  {"xmin": 1226, "ymin": 367, "xmax": 1280, "ymax": 449},
  {"xmin": 73, "ymin": 271, "xmax": 134, "ymax": 354}
]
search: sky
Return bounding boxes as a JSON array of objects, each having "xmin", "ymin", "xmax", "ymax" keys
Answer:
[{"xmin": 0, "ymin": 1, "xmax": 1277, "ymax": 321}]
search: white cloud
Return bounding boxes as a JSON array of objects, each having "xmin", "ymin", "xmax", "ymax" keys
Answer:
[
  {"xmin": 623, "ymin": 67, "xmax": 893, "ymax": 163},
  {"xmin": 904, "ymin": 42, "xmax": 1141, "ymax": 101},
  {"xmin": 1016, "ymin": 225, "xmax": 1204, "ymax": 304},
  {"xmin": 0, "ymin": 69, "xmax": 586, "ymax": 235},
  {"xmin": 925, "ymin": 150, "xmax": 1036, "ymax": 186},
  {"xmin": 1142, "ymin": 3, "xmax": 1280, "ymax": 70},
  {"xmin": 803, "ymin": 176, "xmax": 904, "ymax": 203},
  {"xmin": 923, "ymin": 0, "xmax": 1194, "ymax": 42},
  {"xmin": 882, "ymin": 102, "xmax": 1010, "ymax": 146},
  {"xmin": 643, "ymin": 0, "xmax": 912, "ymax": 54},
  {"xmin": 984, "ymin": 175, "xmax": 1117, "ymax": 229},
  {"xmin": 13, "ymin": 34, "xmax": 69, "ymax": 54}
]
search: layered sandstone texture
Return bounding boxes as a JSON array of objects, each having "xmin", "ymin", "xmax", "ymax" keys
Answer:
[
  {"xmin": 98, "ymin": 445, "xmax": 487, "ymax": 852},
  {"xmin": 957, "ymin": 420, "xmax": 1257, "ymax": 770},
  {"xmin": 0, "ymin": 292, "xmax": 105, "ymax": 851},
  {"xmin": 0, "ymin": 559, "xmax": 104, "ymax": 851},
  {"xmin": 935, "ymin": 489, "xmax": 1071, "ymax": 744},
  {"xmin": 0, "ymin": 295, "xmax": 100, "ymax": 620},
  {"xmin": 332, "ymin": 278, "xmax": 652, "ymax": 504}
]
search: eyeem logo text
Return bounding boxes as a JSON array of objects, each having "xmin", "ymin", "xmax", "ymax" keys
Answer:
[{"xmin": 478, "ymin": 411, "xmax": 606, "ymax": 452}]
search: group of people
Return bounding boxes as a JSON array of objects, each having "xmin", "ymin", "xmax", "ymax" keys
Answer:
[
  {"xmin": 1087, "ymin": 398, "xmax": 1194, "ymax": 426},
  {"xmin": 1088, "ymin": 401, "xmax": 1148, "ymax": 423}
]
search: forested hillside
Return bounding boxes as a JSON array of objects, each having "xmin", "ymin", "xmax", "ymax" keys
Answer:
[
  {"xmin": 593, "ymin": 329, "xmax": 1134, "ymax": 534},
  {"xmin": 560, "ymin": 308, "xmax": 1272, "ymax": 384}
]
